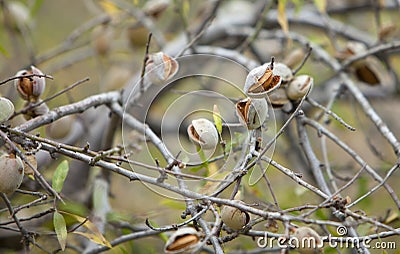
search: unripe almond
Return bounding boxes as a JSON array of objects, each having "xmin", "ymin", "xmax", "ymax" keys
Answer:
[
  {"xmin": 46, "ymin": 115, "xmax": 75, "ymax": 139},
  {"xmin": 293, "ymin": 227, "xmax": 323, "ymax": 254},
  {"xmin": 0, "ymin": 154, "xmax": 24, "ymax": 194},
  {"xmin": 286, "ymin": 75, "xmax": 313, "ymax": 101},
  {"xmin": 0, "ymin": 97, "xmax": 15, "ymax": 123},
  {"xmin": 221, "ymin": 201, "xmax": 250, "ymax": 230}
]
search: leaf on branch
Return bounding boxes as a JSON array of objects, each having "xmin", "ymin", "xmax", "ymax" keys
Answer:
[
  {"xmin": 52, "ymin": 160, "xmax": 69, "ymax": 193},
  {"xmin": 182, "ymin": 0, "xmax": 190, "ymax": 19},
  {"xmin": 313, "ymin": 0, "xmax": 326, "ymax": 13},
  {"xmin": 277, "ymin": 0, "xmax": 289, "ymax": 36},
  {"xmin": 99, "ymin": 0, "xmax": 120, "ymax": 16},
  {"xmin": 74, "ymin": 231, "xmax": 112, "ymax": 248},
  {"xmin": 213, "ymin": 104, "xmax": 223, "ymax": 136},
  {"xmin": 0, "ymin": 44, "xmax": 9, "ymax": 57},
  {"xmin": 53, "ymin": 211, "xmax": 67, "ymax": 251},
  {"xmin": 30, "ymin": 0, "xmax": 44, "ymax": 17},
  {"xmin": 61, "ymin": 211, "xmax": 112, "ymax": 248},
  {"xmin": 161, "ymin": 199, "xmax": 186, "ymax": 210}
]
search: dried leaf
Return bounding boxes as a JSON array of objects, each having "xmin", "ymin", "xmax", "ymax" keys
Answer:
[
  {"xmin": 182, "ymin": 0, "xmax": 190, "ymax": 19},
  {"xmin": 61, "ymin": 211, "xmax": 112, "ymax": 248},
  {"xmin": 277, "ymin": 0, "xmax": 289, "ymax": 35},
  {"xmin": 53, "ymin": 211, "xmax": 67, "ymax": 251},
  {"xmin": 99, "ymin": 0, "xmax": 120, "ymax": 16}
]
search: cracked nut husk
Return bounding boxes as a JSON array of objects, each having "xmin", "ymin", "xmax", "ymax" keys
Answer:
[
  {"xmin": 286, "ymin": 75, "xmax": 313, "ymax": 101},
  {"xmin": 235, "ymin": 97, "xmax": 268, "ymax": 129},
  {"xmin": 293, "ymin": 226, "xmax": 323, "ymax": 254},
  {"xmin": 146, "ymin": 52, "xmax": 179, "ymax": 85},
  {"xmin": 221, "ymin": 200, "xmax": 250, "ymax": 230},
  {"xmin": 0, "ymin": 97, "xmax": 15, "ymax": 123},
  {"xmin": 187, "ymin": 118, "xmax": 219, "ymax": 150},
  {"xmin": 337, "ymin": 41, "xmax": 389, "ymax": 86},
  {"xmin": 273, "ymin": 62, "xmax": 293, "ymax": 84},
  {"xmin": 244, "ymin": 61, "xmax": 282, "ymax": 98},
  {"xmin": 14, "ymin": 65, "xmax": 46, "ymax": 102},
  {"xmin": 0, "ymin": 154, "xmax": 24, "ymax": 194},
  {"xmin": 164, "ymin": 227, "xmax": 201, "ymax": 253}
]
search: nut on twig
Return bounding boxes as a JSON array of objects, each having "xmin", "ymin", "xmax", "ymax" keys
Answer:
[
  {"xmin": 221, "ymin": 200, "xmax": 250, "ymax": 230},
  {"xmin": 187, "ymin": 118, "xmax": 219, "ymax": 150},
  {"xmin": 286, "ymin": 75, "xmax": 313, "ymax": 101},
  {"xmin": 293, "ymin": 226, "xmax": 323, "ymax": 254},
  {"xmin": 0, "ymin": 153, "xmax": 25, "ymax": 194},
  {"xmin": 235, "ymin": 97, "xmax": 268, "ymax": 129},
  {"xmin": 244, "ymin": 61, "xmax": 282, "ymax": 98},
  {"xmin": 14, "ymin": 66, "xmax": 46, "ymax": 102},
  {"xmin": 164, "ymin": 227, "xmax": 201, "ymax": 253},
  {"xmin": 0, "ymin": 97, "xmax": 15, "ymax": 123},
  {"xmin": 146, "ymin": 52, "xmax": 179, "ymax": 85}
]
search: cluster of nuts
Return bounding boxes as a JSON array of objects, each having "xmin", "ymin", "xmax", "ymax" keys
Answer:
[
  {"xmin": 14, "ymin": 65, "xmax": 49, "ymax": 119},
  {"xmin": 185, "ymin": 59, "xmax": 314, "ymax": 150},
  {"xmin": 238, "ymin": 59, "xmax": 313, "ymax": 129},
  {"xmin": 244, "ymin": 59, "xmax": 313, "ymax": 109}
]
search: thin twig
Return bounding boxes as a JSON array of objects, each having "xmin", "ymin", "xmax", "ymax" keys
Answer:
[
  {"xmin": 307, "ymin": 97, "xmax": 355, "ymax": 131},
  {"xmin": 12, "ymin": 77, "xmax": 90, "ymax": 118},
  {"xmin": 0, "ymin": 73, "xmax": 54, "ymax": 86},
  {"xmin": 145, "ymin": 205, "xmax": 208, "ymax": 231},
  {"xmin": 140, "ymin": 33, "xmax": 152, "ymax": 93}
]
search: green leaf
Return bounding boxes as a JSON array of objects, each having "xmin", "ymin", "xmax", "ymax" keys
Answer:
[
  {"xmin": 213, "ymin": 104, "xmax": 223, "ymax": 136},
  {"xmin": 182, "ymin": 0, "xmax": 190, "ymax": 19},
  {"xmin": 52, "ymin": 160, "xmax": 69, "ymax": 193},
  {"xmin": 53, "ymin": 211, "xmax": 67, "ymax": 251},
  {"xmin": 161, "ymin": 199, "xmax": 186, "ymax": 210},
  {"xmin": 29, "ymin": 0, "xmax": 44, "ymax": 17},
  {"xmin": 277, "ymin": 0, "xmax": 289, "ymax": 35},
  {"xmin": 313, "ymin": 0, "xmax": 326, "ymax": 13},
  {"xmin": 0, "ymin": 44, "xmax": 9, "ymax": 57}
]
